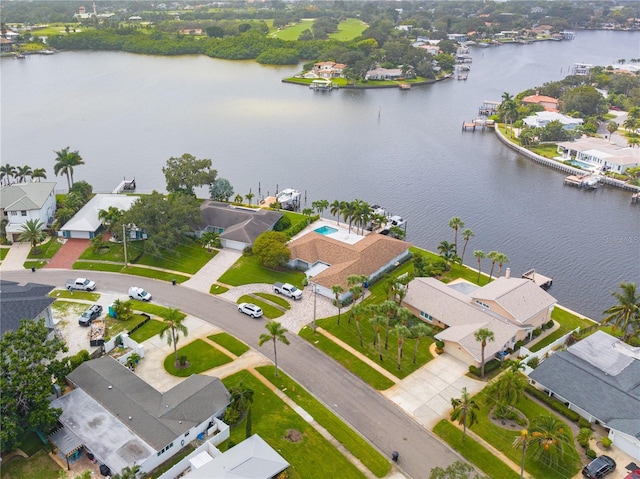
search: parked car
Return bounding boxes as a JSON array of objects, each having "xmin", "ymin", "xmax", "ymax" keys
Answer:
[
  {"xmin": 625, "ymin": 469, "xmax": 640, "ymax": 479},
  {"xmin": 128, "ymin": 286, "xmax": 152, "ymax": 301},
  {"xmin": 582, "ymin": 455, "xmax": 616, "ymax": 479},
  {"xmin": 238, "ymin": 303, "xmax": 263, "ymax": 318},
  {"xmin": 78, "ymin": 304, "xmax": 103, "ymax": 326}
]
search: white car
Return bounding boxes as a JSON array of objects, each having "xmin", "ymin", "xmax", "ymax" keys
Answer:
[
  {"xmin": 238, "ymin": 303, "xmax": 263, "ymax": 318},
  {"xmin": 128, "ymin": 286, "xmax": 152, "ymax": 301}
]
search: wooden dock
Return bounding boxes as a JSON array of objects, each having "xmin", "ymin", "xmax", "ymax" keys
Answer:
[
  {"xmin": 462, "ymin": 121, "xmax": 476, "ymax": 131},
  {"xmin": 522, "ymin": 269, "xmax": 553, "ymax": 290},
  {"xmin": 563, "ymin": 175, "xmax": 585, "ymax": 187}
]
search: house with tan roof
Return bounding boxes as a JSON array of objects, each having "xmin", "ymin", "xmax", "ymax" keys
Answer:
[
  {"xmin": 287, "ymin": 232, "xmax": 410, "ymax": 301},
  {"xmin": 402, "ymin": 275, "xmax": 556, "ymax": 366},
  {"xmin": 521, "ymin": 92, "xmax": 559, "ymax": 112},
  {"xmin": 313, "ymin": 61, "xmax": 346, "ymax": 79}
]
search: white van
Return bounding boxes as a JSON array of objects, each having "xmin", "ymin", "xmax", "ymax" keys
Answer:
[{"xmin": 128, "ymin": 286, "xmax": 152, "ymax": 301}]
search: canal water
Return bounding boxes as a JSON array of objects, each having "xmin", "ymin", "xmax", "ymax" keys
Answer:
[{"xmin": 2, "ymin": 30, "xmax": 639, "ymax": 320}]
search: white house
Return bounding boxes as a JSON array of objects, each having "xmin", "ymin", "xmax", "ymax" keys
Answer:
[
  {"xmin": 557, "ymin": 137, "xmax": 640, "ymax": 174},
  {"xmin": 0, "ymin": 182, "xmax": 56, "ymax": 242},
  {"xmin": 523, "ymin": 111, "xmax": 583, "ymax": 130},
  {"xmin": 59, "ymin": 193, "xmax": 139, "ymax": 239}
]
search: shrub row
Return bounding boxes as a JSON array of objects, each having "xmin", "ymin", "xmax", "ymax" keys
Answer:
[
  {"xmin": 468, "ymin": 359, "xmax": 501, "ymax": 378},
  {"xmin": 525, "ymin": 385, "xmax": 581, "ymax": 422},
  {"xmin": 284, "ymin": 215, "xmax": 319, "ymax": 239}
]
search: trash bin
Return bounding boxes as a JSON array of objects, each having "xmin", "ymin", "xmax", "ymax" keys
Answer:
[
  {"xmin": 392, "ymin": 451, "xmax": 399, "ymax": 462},
  {"xmin": 31, "ymin": 266, "xmax": 36, "ymax": 272},
  {"xmin": 172, "ymin": 279, "xmax": 176, "ymax": 286}
]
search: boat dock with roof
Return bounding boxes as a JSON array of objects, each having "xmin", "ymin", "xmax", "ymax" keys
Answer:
[{"xmin": 522, "ymin": 269, "xmax": 553, "ymax": 290}]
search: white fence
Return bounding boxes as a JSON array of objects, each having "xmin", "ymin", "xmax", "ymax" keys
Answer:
[{"xmin": 520, "ymin": 327, "xmax": 580, "ymax": 375}]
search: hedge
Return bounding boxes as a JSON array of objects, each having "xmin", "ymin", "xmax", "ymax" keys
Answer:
[
  {"xmin": 469, "ymin": 359, "xmax": 501, "ymax": 378},
  {"xmin": 525, "ymin": 385, "xmax": 581, "ymax": 422}
]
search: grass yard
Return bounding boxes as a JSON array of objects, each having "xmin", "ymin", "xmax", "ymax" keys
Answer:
[
  {"xmin": 530, "ymin": 306, "xmax": 595, "ymax": 352},
  {"xmin": 299, "ymin": 326, "xmax": 395, "ymax": 390},
  {"xmin": 254, "ymin": 292, "xmax": 291, "ymax": 309},
  {"xmin": 433, "ymin": 420, "xmax": 519, "ymax": 479},
  {"xmin": 529, "ymin": 143, "xmax": 561, "ymax": 159},
  {"xmin": 329, "ymin": 18, "xmax": 368, "ymax": 41},
  {"xmin": 0, "ymin": 248, "xmax": 9, "ymax": 260},
  {"xmin": 237, "ymin": 294, "xmax": 284, "ymax": 319},
  {"xmin": 207, "ymin": 333, "xmax": 250, "ymax": 357},
  {"xmin": 121, "ymin": 265, "xmax": 190, "ymax": 283},
  {"xmin": 51, "ymin": 300, "xmax": 90, "ymax": 318},
  {"xmin": 129, "ymin": 318, "xmax": 167, "ymax": 343},
  {"xmin": 127, "ymin": 240, "xmax": 216, "ymax": 274},
  {"xmin": 79, "ymin": 242, "xmax": 125, "ymax": 262},
  {"xmin": 210, "ymin": 283, "xmax": 229, "ymax": 294},
  {"xmin": 49, "ymin": 289, "xmax": 100, "ymax": 302},
  {"xmin": 256, "ymin": 365, "xmax": 391, "ymax": 478},
  {"xmin": 73, "ymin": 261, "xmax": 123, "ymax": 272},
  {"xmin": 108, "ymin": 313, "xmax": 154, "ymax": 339},
  {"xmin": 27, "ymin": 236, "xmax": 64, "ymax": 260},
  {"xmin": 218, "ymin": 254, "xmax": 305, "ymax": 288},
  {"xmin": 0, "ymin": 450, "xmax": 61, "ymax": 479},
  {"xmin": 312, "ymin": 313, "xmax": 434, "ymax": 379},
  {"xmin": 470, "ymin": 394, "xmax": 581, "ymax": 479},
  {"xmin": 222, "ymin": 370, "xmax": 367, "ymax": 479},
  {"xmin": 164, "ymin": 339, "xmax": 233, "ymax": 376},
  {"xmin": 269, "ymin": 19, "xmax": 314, "ymax": 40},
  {"xmin": 127, "ymin": 302, "xmax": 186, "ymax": 320}
]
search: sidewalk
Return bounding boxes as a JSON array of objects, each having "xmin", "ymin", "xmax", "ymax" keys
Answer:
[
  {"xmin": 181, "ymin": 248, "xmax": 241, "ymax": 293},
  {"xmin": 0, "ymin": 242, "xmax": 31, "ymax": 271}
]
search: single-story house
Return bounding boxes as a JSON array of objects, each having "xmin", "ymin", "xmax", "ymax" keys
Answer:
[
  {"xmin": 0, "ymin": 279, "xmax": 56, "ymax": 338},
  {"xmin": 287, "ymin": 232, "xmax": 411, "ymax": 301},
  {"xmin": 0, "ymin": 182, "xmax": 57, "ymax": 242},
  {"xmin": 58, "ymin": 194, "xmax": 140, "ymax": 239},
  {"xmin": 523, "ymin": 111, "xmax": 583, "ymax": 130},
  {"xmin": 557, "ymin": 137, "xmax": 640, "ymax": 174},
  {"xmin": 521, "ymin": 92, "xmax": 559, "ymax": 112},
  {"xmin": 528, "ymin": 331, "xmax": 640, "ymax": 461},
  {"xmin": 402, "ymin": 274, "xmax": 556, "ymax": 366},
  {"xmin": 0, "ymin": 37, "xmax": 13, "ymax": 52},
  {"xmin": 197, "ymin": 201, "xmax": 282, "ymax": 251},
  {"xmin": 50, "ymin": 356, "xmax": 230, "ymax": 476},
  {"xmin": 365, "ymin": 67, "xmax": 405, "ymax": 81}
]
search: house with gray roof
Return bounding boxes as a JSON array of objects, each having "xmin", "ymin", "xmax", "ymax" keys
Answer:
[
  {"xmin": 0, "ymin": 279, "xmax": 55, "ymax": 337},
  {"xmin": 59, "ymin": 193, "xmax": 140, "ymax": 239},
  {"xmin": 50, "ymin": 356, "xmax": 230, "ymax": 476},
  {"xmin": 529, "ymin": 331, "xmax": 640, "ymax": 461},
  {"xmin": 197, "ymin": 201, "xmax": 282, "ymax": 251},
  {"xmin": 0, "ymin": 182, "xmax": 56, "ymax": 242},
  {"xmin": 402, "ymin": 275, "xmax": 556, "ymax": 366}
]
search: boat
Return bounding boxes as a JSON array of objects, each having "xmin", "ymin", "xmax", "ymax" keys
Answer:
[
  {"xmin": 380, "ymin": 215, "xmax": 407, "ymax": 237},
  {"xmin": 276, "ymin": 188, "xmax": 301, "ymax": 210},
  {"xmin": 14, "ymin": 53, "xmax": 26, "ymax": 59},
  {"xmin": 309, "ymin": 79, "xmax": 334, "ymax": 92}
]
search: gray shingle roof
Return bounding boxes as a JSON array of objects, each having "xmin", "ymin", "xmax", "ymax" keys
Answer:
[
  {"xmin": 529, "ymin": 331, "xmax": 640, "ymax": 438},
  {"xmin": 0, "ymin": 182, "xmax": 56, "ymax": 211},
  {"xmin": 0, "ymin": 280, "xmax": 55, "ymax": 336},
  {"xmin": 198, "ymin": 201, "xmax": 282, "ymax": 245}
]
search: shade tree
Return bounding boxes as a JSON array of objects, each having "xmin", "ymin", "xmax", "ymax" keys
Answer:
[{"xmin": 162, "ymin": 153, "xmax": 217, "ymax": 196}]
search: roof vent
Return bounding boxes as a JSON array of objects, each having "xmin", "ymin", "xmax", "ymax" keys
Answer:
[
  {"xmin": 129, "ymin": 416, "xmax": 132, "ymax": 420},
  {"xmin": 108, "ymin": 385, "xmax": 112, "ymax": 390}
]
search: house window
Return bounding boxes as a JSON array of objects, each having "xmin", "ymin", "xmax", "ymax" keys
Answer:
[
  {"xmin": 10, "ymin": 211, "xmax": 17, "ymax": 216},
  {"xmin": 420, "ymin": 311, "xmax": 433, "ymax": 322},
  {"xmin": 21, "ymin": 211, "xmax": 27, "ymax": 216},
  {"xmin": 475, "ymin": 300, "xmax": 489, "ymax": 309}
]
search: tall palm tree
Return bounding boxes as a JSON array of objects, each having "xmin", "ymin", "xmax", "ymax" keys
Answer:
[
  {"xmin": 528, "ymin": 415, "xmax": 572, "ymax": 468},
  {"xmin": 15, "ymin": 165, "xmax": 32, "ymax": 183},
  {"xmin": 450, "ymin": 387, "xmax": 479, "ymax": 442},
  {"xmin": 393, "ymin": 323, "xmax": 411, "ymax": 370},
  {"xmin": 438, "ymin": 240, "xmax": 457, "ymax": 267},
  {"xmin": 342, "ymin": 201, "xmax": 356, "ymax": 233},
  {"xmin": 485, "ymin": 370, "xmax": 527, "ymax": 417},
  {"xmin": 474, "ymin": 250, "xmax": 485, "ymax": 283},
  {"xmin": 331, "ymin": 285, "xmax": 344, "ymax": 324},
  {"xmin": 258, "ymin": 321, "xmax": 290, "ymax": 377},
  {"xmin": 53, "ymin": 146, "xmax": 84, "ymax": 190},
  {"xmin": 0, "ymin": 163, "xmax": 16, "ymax": 186},
  {"xmin": 245, "ymin": 191, "xmax": 255, "ymax": 205},
  {"xmin": 98, "ymin": 206, "xmax": 124, "ymax": 234},
  {"xmin": 487, "ymin": 251, "xmax": 499, "ymax": 280},
  {"xmin": 460, "ymin": 229, "xmax": 474, "ymax": 264},
  {"xmin": 474, "ymin": 328, "xmax": 495, "ymax": 379},
  {"xmin": 606, "ymin": 121, "xmax": 618, "ymax": 142},
  {"xmin": 448, "ymin": 217, "xmax": 465, "ymax": 252},
  {"xmin": 513, "ymin": 429, "xmax": 529, "ymax": 479},
  {"xmin": 233, "ymin": 194, "xmax": 243, "ymax": 204},
  {"xmin": 351, "ymin": 303, "xmax": 365, "ymax": 347},
  {"xmin": 496, "ymin": 252, "xmax": 510, "ymax": 277},
  {"xmin": 411, "ymin": 322, "xmax": 432, "ymax": 364},
  {"xmin": 370, "ymin": 315, "xmax": 385, "ymax": 361},
  {"xmin": 312, "ymin": 199, "xmax": 329, "ymax": 218},
  {"xmin": 330, "ymin": 200, "xmax": 343, "ymax": 225},
  {"xmin": 159, "ymin": 308, "xmax": 189, "ymax": 367},
  {"xmin": 31, "ymin": 168, "xmax": 47, "ymax": 182},
  {"xmin": 18, "ymin": 219, "xmax": 46, "ymax": 253},
  {"xmin": 378, "ymin": 300, "xmax": 398, "ymax": 350},
  {"xmin": 602, "ymin": 282, "xmax": 639, "ymax": 334}
]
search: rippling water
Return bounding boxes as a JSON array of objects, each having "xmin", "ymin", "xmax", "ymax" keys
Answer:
[{"xmin": 2, "ymin": 30, "xmax": 639, "ymax": 319}]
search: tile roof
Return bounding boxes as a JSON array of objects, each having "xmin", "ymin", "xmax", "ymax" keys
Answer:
[
  {"xmin": 288, "ymin": 233, "xmax": 410, "ymax": 290},
  {"xmin": 199, "ymin": 201, "xmax": 282, "ymax": 245},
  {"xmin": 0, "ymin": 182, "xmax": 56, "ymax": 211},
  {"xmin": 0, "ymin": 279, "xmax": 55, "ymax": 336}
]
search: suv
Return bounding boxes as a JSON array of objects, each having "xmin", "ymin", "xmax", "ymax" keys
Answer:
[
  {"xmin": 582, "ymin": 455, "xmax": 616, "ymax": 479},
  {"xmin": 78, "ymin": 304, "xmax": 103, "ymax": 326},
  {"xmin": 238, "ymin": 303, "xmax": 263, "ymax": 318},
  {"xmin": 129, "ymin": 286, "xmax": 152, "ymax": 302}
]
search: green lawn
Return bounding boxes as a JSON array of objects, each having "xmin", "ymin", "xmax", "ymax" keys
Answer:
[
  {"xmin": 19, "ymin": 431, "xmax": 47, "ymax": 456},
  {"xmin": 470, "ymin": 394, "xmax": 581, "ymax": 479},
  {"xmin": 210, "ymin": 283, "xmax": 229, "ymax": 294},
  {"xmin": 329, "ymin": 18, "xmax": 368, "ymax": 41},
  {"xmin": 433, "ymin": 420, "xmax": 519, "ymax": 479},
  {"xmin": 237, "ymin": 294, "xmax": 284, "ymax": 319},
  {"xmin": 48, "ymin": 289, "xmax": 100, "ymax": 302},
  {"xmin": 0, "ymin": 248, "xmax": 9, "ymax": 260},
  {"xmin": 127, "ymin": 302, "xmax": 186, "ymax": 320},
  {"xmin": 79, "ymin": 242, "xmax": 124, "ymax": 262},
  {"xmin": 254, "ymin": 292, "xmax": 291, "ymax": 309},
  {"xmin": 530, "ymin": 307, "xmax": 595, "ymax": 352},
  {"xmin": 129, "ymin": 318, "xmax": 167, "ymax": 343},
  {"xmin": 529, "ymin": 143, "xmax": 561, "ymax": 159},
  {"xmin": 27, "ymin": 236, "xmax": 63, "ymax": 260},
  {"xmin": 0, "ymin": 449, "xmax": 61, "ymax": 479},
  {"xmin": 269, "ymin": 19, "xmax": 314, "ymax": 40},
  {"xmin": 256, "ymin": 365, "xmax": 391, "ymax": 478},
  {"xmin": 164, "ymin": 339, "xmax": 233, "ymax": 376},
  {"xmin": 108, "ymin": 313, "xmax": 156, "ymax": 339},
  {"xmin": 222, "ymin": 371, "xmax": 367, "ymax": 479},
  {"xmin": 72, "ymin": 261, "xmax": 190, "ymax": 282},
  {"xmin": 207, "ymin": 333, "xmax": 250, "ymax": 357},
  {"xmin": 299, "ymin": 326, "xmax": 395, "ymax": 390},
  {"xmin": 218, "ymin": 254, "xmax": 305, "ymax": 288},
  {"xmin": 73, "ymin": 261, "xmax": 123, "ymax": 273}
]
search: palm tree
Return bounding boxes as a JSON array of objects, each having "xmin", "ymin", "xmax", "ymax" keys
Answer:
[
  {"xmin": 302, "ymin": 207, "xmax": 314, "ymax": 225},
  {"xmin": 18, "ymin": 219, "xmax": 46, "ymax": 253},
  {"xmin": 496, "ymin": 252, "xmax": 510, "ymax": 277},
  {"xmin": 31, "ymin": 168, "xmax": 47, "ymax": 182},
  {"xmin": 312, "ymin": 199, "xmax": 329, "ymax": 218},
  {"xmin": 487, "ymin": 251, "xmax": 499, "ymax": 280},
  {"xmin": 258, "ymin": 321, "xmax": 290, "ymax": 377},
  {"xmin": 528, "ymin": 415, "xmax": 572, "ymax": 467},
  {"xmin": 460, "ymin": 229, "xmax": 474, "ymax": 264},
  {"xmin": 393, "ymin": 323, "xmax": 411, "ymax": 370},
  {"xmin": 485, "ymin": 370, "xmax": 528, "ymax": 417},
  {"xmin": 342, "ymin": 201, "xmax": 356, "ymax": 233},
  {"xmin": 474, "ymin": 328, "xmax": 495, "ymax": 379},
  {"xmin": 110, "ymin": 465, "xmax": 140, "ymax": 479},
  {"xmin": 448, "ymin": 217, "xmax": 464, "ymax": 252},
  {"xmin": 602, "ymin": 282, "xmax": 639, "ymax": 334},
  {"xmin": 53, "ymin": 146, "xmax": 84, "ymax": 190},
  {"xmin": 450, "ymin": 387, "xmax": 479, "ymax": 442},
  {"xmin": 245, "ymin": 191, "xmax": 255, "ymax": 205},
  {"xmin": 411, "ymin": 322, "xmax": 432, "ymax": 364},
  {"xmin": 351, "ymin": 303, "xmax": 366, "ymax": 347},
  {"xmin": 438, "ymin": 240, "xmax": 457, "ymax": 267},
  {"xmin": 348, "ymin": 285, "xmax": 363, "ymax": 321},
  {"xmin": 474, "ymin": 250, "xmax": 485, "ymax": 283},
  {"xmin": 330, "ymin": 200, "xmax": 343, "ymax": 225},
  {"xmin": 234, "ymin": 193, "xmax": 243, "ymax": 204},
  {"xmin": 98, "ymin": 206, "xmax": 124, "ymax": 234},
  {"xmin": 0, "ymin": 163, "xmax": 16, "ymax": 186},
  {"xmin": 606, "ymin": 121, "xmax": 618, "ymax": 142},
  {"xmin": 228, "ymin": 381, "xmax": 254, "ymax": 418},
  {"xmin": 370, "ymin": 315, "xmax": 385, "ymax": 361},
  {"xmin": 15, "ymin": 165, "xmax": 32, "ymax": 183},
  {"xmin": 331, "ymin": 285, "xmax": 344, "ymax": 324},
  {"xmin": 378, "ymin": 300, "xmax": 398, "ymax": 349},
  {"xmin": 159, "ymin": 308, "xmax": 189, "ymax": 367},
  {"xmin": 513, "ymin": 429, "xmax": 529, "ymax": 479}
]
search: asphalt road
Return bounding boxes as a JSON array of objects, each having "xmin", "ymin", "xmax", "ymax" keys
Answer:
[{"xmin": 4, "ymin": 270, "xmax": 464, "ymax": 478}]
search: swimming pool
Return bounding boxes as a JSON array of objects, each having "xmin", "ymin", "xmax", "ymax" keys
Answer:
[
  {"xmin": 314, "ymin": 226, "xmax": 338, "ymax": 235},
  {"xmin": 568, "ymin": 159, "xmax": 596, "ymax": 170}
]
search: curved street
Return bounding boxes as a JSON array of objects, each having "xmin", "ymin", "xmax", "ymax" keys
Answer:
[{"xmin": 3, "ymin": 269, "xmax": 465, "ymax": 478}]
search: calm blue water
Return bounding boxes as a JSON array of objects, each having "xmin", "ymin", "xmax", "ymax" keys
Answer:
[{"xmin": 314, "ymin": 226, "xmax": 339, "ymax": 235}]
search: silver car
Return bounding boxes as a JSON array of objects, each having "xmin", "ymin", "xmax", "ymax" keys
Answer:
[{"xmin": 238, "ymin": 303, "xmax": 263, "ymax": 318}]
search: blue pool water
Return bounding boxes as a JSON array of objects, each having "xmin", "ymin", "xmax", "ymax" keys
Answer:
[
  {"xmin": 314, "ymin": 226, "xmax": 338, "ymax": 235},
  {"xmin": 568, "ymin": 159, "xmax": 596, "ymax": 170}
]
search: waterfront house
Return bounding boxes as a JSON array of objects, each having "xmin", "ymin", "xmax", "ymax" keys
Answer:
[
  {"xmin": 58, "ymin": 193, "xmax": 140, "ymax": 239},
  {"xmin": 0, "ymin": 37, "xmax": 13, "ymax": 53},
  {"xmin": 529, "ymin": 331, "xmax": 640, "ymax": 462},
  {"xmin": 0, "ymin": 182, "xmax": 56, "ymax": 242},
  {"xmin": 557, "ymin": 137, "xmax": 640, "ymax": 174},
  {"xmin": 365, "ymin": 67, "xmax": 409, "ymax": 81},
  {"xmin": 521, "ymin": 92, "xmax": 559, "ymax": 112},
  {"xmin": 50, "ymin": 356, "xmax": 230, "ymax": 477},
  {"xmin": 0, "ymin": 279, "xmax": 56, "ymax": 338},
  {"xmin": 402, "ymin": 275, "xmax": 556, "ymax": 367},
  {"xmin": 523, "ymin": 111, "xmax": 583, "ymax": 130},
  {"xmin": 312, "ymin": 61, "xmax": 345, "ymax": 79},
  {"xmin": 287, "ymin": 232, "xmax": 410, "ymax": 301}
]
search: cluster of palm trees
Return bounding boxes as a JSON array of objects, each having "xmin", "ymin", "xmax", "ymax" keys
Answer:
[
  {"xmin": 53, "ymin": 146, "xmax": 85, "ymax": 190},
  {"xmin": 327, "ymin": 199, "xmax": 404, "ymax": 238},
  {"xmin": 472, "ymin": 250, "xmax": 510, "ymax": 282},
  {"xmin": 0, "ymin": 163, "xmax": 47, "ymax": 185}
]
